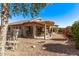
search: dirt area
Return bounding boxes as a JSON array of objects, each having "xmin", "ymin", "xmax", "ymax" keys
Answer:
[{"xmin": 4, "ymin": 38, "xmax": 79, "ymax": 56}]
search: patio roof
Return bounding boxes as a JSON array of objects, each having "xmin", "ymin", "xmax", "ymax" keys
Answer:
[{"xmin": 9, "ymin": 19, "xmax": 55, "ymax": 27}]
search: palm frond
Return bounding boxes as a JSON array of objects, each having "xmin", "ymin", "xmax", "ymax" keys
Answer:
[
  {"xmin": 30, "ymin": 3, "xmax": 48, "ymax": 18},
  {"xmin": 1, "ymin": 3, "xmax": 48, "ymax": 19}
]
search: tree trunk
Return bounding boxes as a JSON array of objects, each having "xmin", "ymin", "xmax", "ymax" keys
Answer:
[{"xmin": 1, "ymin": 3, "xmax": 8, "ymax": 56}]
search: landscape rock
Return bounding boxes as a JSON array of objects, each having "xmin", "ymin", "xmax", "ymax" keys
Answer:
[
  {"xmin": 31, "ymin": 45, "xmax": 36, "ymax": 48},
  {"xmin": 38, "ymin": 41, "xmax": 45, "ymax": 43},
  {"xmin": 42, "ymin": 47, "xmax": 46, "ymax": 50}
]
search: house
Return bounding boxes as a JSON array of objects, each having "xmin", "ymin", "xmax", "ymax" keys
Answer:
[{"xmin": 4, "ymin": 19, "xmax": 58, "ymax": 39}]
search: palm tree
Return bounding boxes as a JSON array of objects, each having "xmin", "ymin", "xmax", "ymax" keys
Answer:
[{"xmin": 0, "ymin": 3, "xmax": 47, "ymax": 55}]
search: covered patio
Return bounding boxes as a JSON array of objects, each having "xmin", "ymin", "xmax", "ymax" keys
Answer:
[{"xmin": 22, "ymin": 20, "xmax": 54, "ymax": 39}]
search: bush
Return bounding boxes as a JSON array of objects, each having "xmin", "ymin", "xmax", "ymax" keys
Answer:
[
  {"xmin": 64, "ymin": 26, "xmax": 72, "ymax": 39},
  {"xmin": 71, "ymin": 21, "xmax": 79, "ymax": 49}
]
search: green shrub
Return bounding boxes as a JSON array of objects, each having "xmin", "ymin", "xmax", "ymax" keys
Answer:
[{"xmin": 71, "ymin": 21, "xmax": 79, "ymax": 49}]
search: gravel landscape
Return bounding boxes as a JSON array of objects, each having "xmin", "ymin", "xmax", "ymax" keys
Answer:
[{"xmin": 4, "ymin": 37, "xmax": 79, "ymax": 56}]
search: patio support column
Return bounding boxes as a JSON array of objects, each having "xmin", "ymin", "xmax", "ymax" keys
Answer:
[
  {"xmin": 56, "ymin": 28, "xmax": 59, "ymax": 33},
  {"xmin": 10, "ymin": 26, "xmax": 13, "ymax": 34},
  {"xmin": 52, "ymin": 26, "xmax": 54, "ymax": 33},
  {"xmin": 22, "ymin": 26, "xmax": 26, "ymax": 37},
  {"xmin": 33, "ymin": 24, "xmax": 36, "ymax": 38},
  {"xmin": 44, "ymin": 24, "xmax": 47, "ymax": 39}
]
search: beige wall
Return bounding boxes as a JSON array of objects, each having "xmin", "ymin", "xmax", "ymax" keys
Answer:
[
  {"xmin": 9, "ymin": 25, "xmax": 22, "ymax": 37},
  {"xmin": 8, "ymin": 24, "xmax": 54, "ymax": 39}
]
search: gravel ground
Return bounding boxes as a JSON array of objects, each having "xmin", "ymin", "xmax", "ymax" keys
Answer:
[{"xmin": 4, "ymin": 38, "xmax": 79, "ymax": 56}]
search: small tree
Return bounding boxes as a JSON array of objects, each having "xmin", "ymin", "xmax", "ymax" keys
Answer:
[{"xmin": 71, "ymin": 21, "xmax": 79, "ymax": 49}]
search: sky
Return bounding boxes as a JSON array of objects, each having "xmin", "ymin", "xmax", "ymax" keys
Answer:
[{"xmin": 7, "ymin": 3, "xmax": 79, "ymax": 28}]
